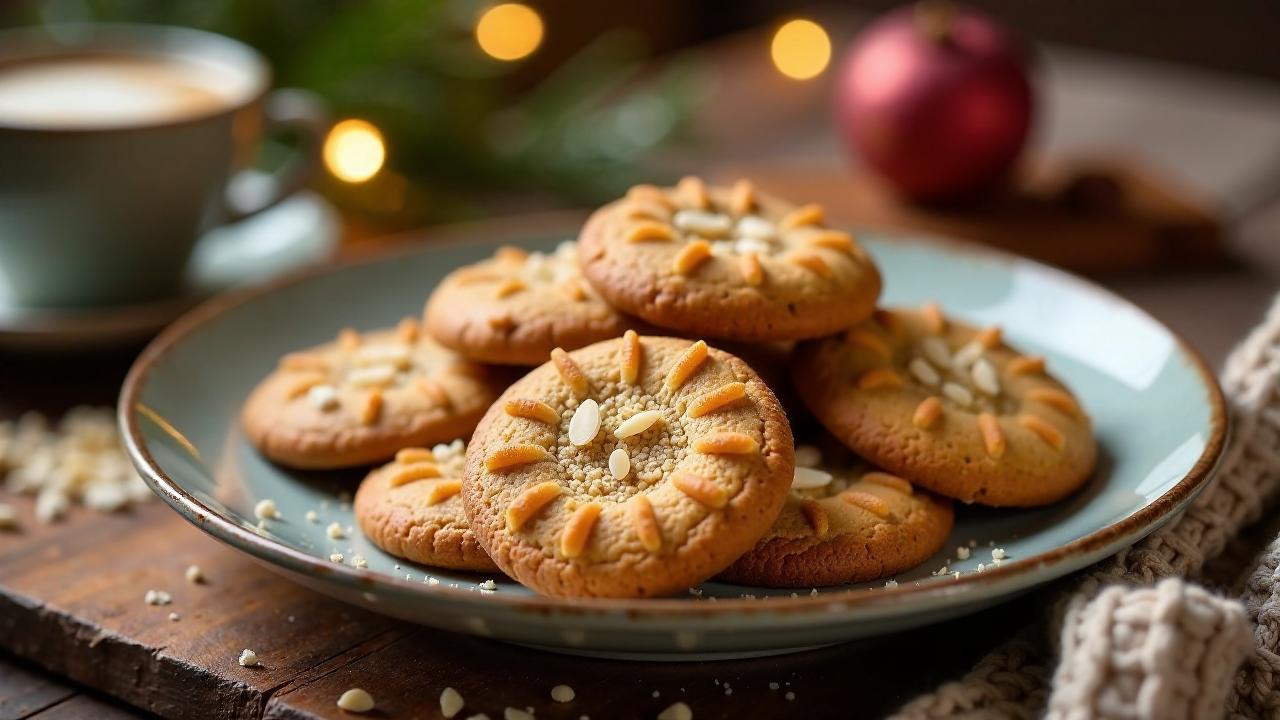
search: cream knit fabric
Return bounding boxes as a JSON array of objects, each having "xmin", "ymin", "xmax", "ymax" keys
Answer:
[
  {"xmin": 1048, "ymin": 579, "xmax": 1251, "ymax": 720},
  {"xmin": 896, "ymin": 296, "xmax": 1280, "ymax": 719},
  {"xmin": 1230, "ymin": 530, "xmax": 1280, "ymax": 717}
]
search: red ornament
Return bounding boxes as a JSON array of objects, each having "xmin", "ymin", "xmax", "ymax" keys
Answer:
[{"xmin": 834, "ymin": 2, "xmax": 1034, "ymax": 202}]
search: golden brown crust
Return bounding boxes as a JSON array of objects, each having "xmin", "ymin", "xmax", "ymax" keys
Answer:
[
  {"xmin": 462, "ymin": 336, "xmax": 795, "ymax": 598},
  {"xmin": 354, "ymin": 445, "xmax": 499, "ymax": 572},
  {"xmin": 793, "ymin": 306, "xmax": 1098, "ymax": 507},
  {"xmin": 241, "ymin": 326, "xmax": 504, "ymax": 469},
  {"xmin": 576, "ymin": 178, "xmax": 882, "ymax": 342},
  {"xmin": 424, "ymin": 242, "xmax": 638, "ymax": 365},
  {"xmin": 719, "ymin": 464, "xmax": 954, "ymax": 587}
]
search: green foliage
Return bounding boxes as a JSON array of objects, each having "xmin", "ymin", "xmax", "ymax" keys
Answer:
[{"xmin": 3, "ymin": 0, "xmax": 705, "ymax": 218}]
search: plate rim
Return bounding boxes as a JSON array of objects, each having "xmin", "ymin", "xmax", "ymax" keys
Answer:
[{"xmin": 118, "ymin": 209, "xmax": 1229, "ymax": 620}]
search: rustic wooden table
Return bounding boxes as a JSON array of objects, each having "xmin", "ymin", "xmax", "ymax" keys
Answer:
[{"xmin": 3, "ymin": 31, "xmax": 1280, "ymax": 720}]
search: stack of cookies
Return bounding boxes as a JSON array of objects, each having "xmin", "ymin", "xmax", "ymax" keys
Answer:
[{"xmin": 242, "ymin": 177, "xmax": 1097, "ymax": 598}]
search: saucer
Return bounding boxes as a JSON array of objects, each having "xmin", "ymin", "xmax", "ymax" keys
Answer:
[{"xmin": 0, "ymin": 192, "xmax": 339, "ymax": 351}]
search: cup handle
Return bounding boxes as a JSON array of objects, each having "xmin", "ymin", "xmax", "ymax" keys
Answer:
[{"xmin": 222, "ymin": 88, "xmax": 329, "ymax": 223}]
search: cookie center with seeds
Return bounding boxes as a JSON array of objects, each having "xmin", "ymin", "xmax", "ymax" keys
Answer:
[
  {"xmin": 275, "ymin": 320, "xmax": 457, "ymax": 425},
  {"xmin": 488, "ymin": 335, "xmax": 768, "ymax": 560},
  {"xmin": 552, "ymin": 386, "xmax": 690, "ymax": 503},
  {"xmin": 615, "ymin": 176, "xmax": 861, "ymax": 285},
  {"xmin": 464, "ymin": 241, "xmax": 591, "ymax": 305}
]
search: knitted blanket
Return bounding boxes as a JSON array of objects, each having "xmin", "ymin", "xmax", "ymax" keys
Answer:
[{"xmin": 894, "ymin": 296, "xmax": 1280, "ymax": 719}]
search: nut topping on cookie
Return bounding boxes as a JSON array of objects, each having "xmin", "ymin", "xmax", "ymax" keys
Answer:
[
  {"xmin": 576, "ymin": 178, "xmax": 881, "ymax": 341},
  {"xmin": 792, "ymin": 305, "xmax": 1097, "ymax": 507},
  {"xmin": 1018, "ymin": 414, "xmax": 1065, "ymax": 450},
  {"xmin": 354, "ymin": 441, "xmax": 498, "ymax": 571},
  {"xmin": 720, "ymin": 445, "xmax": 953, "ymax": 587},
  {"xmin": 461, "ymin": 336, "xmax": 794, "ymax": 597},
  {"xmin": 843, "ymin": 490, "xmax": 892, "ymax": 518},
  {"xmin": 388, "ymin": 462, "xmax": 443, "ymax": 487},
  {"xmin": 504, "ymin": 398, "xmax": 560, "ymax": 425},
  {"xmin": 245, "ymin": 323, "xmax": 498, "ymax": 468},
  {"xmin": 506, "ymin": 481, "xmax": 564, "ymax": 531},
  {"xmin": 614, "ymin": 409, "xmax": 663, "ymax": 439},
  {"xmin": 665, "ymin": 340, "xmax": 709, "ymax": 391},
  {"xmin": 425, "ymin": 240, "xmax": 635, "ymax": 366},
  {"xmin": 486, "ymin": 444, "xmax": 553, "ymax": 472},
  {"xmin": 687, "ymin": 382, "xmax": 747, "ymax": 418},
  {"xmin": 1008, "ymin": 355, "xmax": 1046, "ymax": 375}
]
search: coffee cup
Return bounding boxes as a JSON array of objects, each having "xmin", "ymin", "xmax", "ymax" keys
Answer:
[{"xmin": 0, "ymin": 23, "xmax": 327, "ymax": 307}]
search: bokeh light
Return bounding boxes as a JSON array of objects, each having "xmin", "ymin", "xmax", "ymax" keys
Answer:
[
  {"xmin": 323, "ymin": 119, "xmax": 385, "ymax": 183},
  {"xmin": 476, "ymin": 3, "xmax": 544, "ymax": 61},
  {"xmin": 770, "ymin": 19, "xmax": 832, "ymax": 81}
]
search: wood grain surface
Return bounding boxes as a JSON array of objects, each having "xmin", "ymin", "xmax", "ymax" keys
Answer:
[{"xmin": 0, "ymin": 491, "xmax": 1036, "ymax": 719}]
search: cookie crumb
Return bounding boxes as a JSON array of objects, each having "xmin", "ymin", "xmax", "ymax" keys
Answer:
[
  {"xmin": 305, "ymin": 510, "xmax": 319, "ymax": 523},
  {"xmin": 427, "ymin": 576, "xmax": 440, "ymax": 586},
  {"xmin": 352, "ymin": 555, "xmax": 368, "ymax": 569},
  {"xmin": 440, "ymin": 687, "xmax": 464, "ymax": 717},
  {"xmin": 479, "ymin": 579, "xmax": 497, "ymax": 592},
  {"xmin": 168, "ymin": 612, "xmax": 180, "ymax": 622},
  {"xmin": 657, "ymin": 702, "xmax": 692, "ymax": 720},
  {"xmin": 238, "ymin": 649, "xmax": 259, "ymax": 667},
  {"xmin": 768, "ymin": 682, "xmax": 780, "ymax": 690},
  {"xmin": 884, "ymin": 579, "xmax": 898, "ymax": 588},
  {"xmin": 185, "ymin": 564, "xmax": 204, "ymax": 583},
  {"xmin": 504, "ymin": 708, "xmax": 534, "ymax": 720},
  {"xmin": 723, "ymin": 688, "xmax": 732, "ymax": 696},
  {"xmin": 652, "ymin": 690, "xmax": 660, "ymax": 698},
  {"xmin": 784, "ymin": 691, "xmax": 796, "ymax": 701},
  {"xmin": 809, "ymin": 588, "xmax": 818, "ymax": 596},
  {"xmin": 330, "ymin": 553, "xmax": 344, "ymax": 563},
  {"xmin": 0, "ymin": 503, "xmax": 17, "ymax": 530},
  {"xmin": 144, "ymin": 589, "xmax": 172, "ymax": 606},
  {"xmin": 956, "ymin": 546, "xmax": 970, "ymax": 560},
  {"xmin": 551, "ymin": 685, "xmax": 575, "ymax": 702},
  {"xmin": 992, "ymin": 547, "xmax": 1007, "ymax": 561},
  {"xmin": 253, "ymin": 498, "xmax": 278, "ymax": 520},
  {"xmin": 337, "ymin": 688, "xmax": 374, "ymax": 712},
  {"xmin": 327, "ymin": 522, "xmax": 346, "ymax": 539}
]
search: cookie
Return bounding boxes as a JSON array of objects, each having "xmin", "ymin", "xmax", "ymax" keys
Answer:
[
  {"xmin": 793, "ymin": 305, "xmax": 1097, "ymax": 507},
  {"xmin": 425, "ymin": 241, "xmax": 636, "ymax": 365},
  {"xmin": 719, "ymin": 441, "xmax": 953, "ymax": 587},
  {"xmin": 462, "ymin": 333, "xmax": 794, "ymax": 598},
  {"xmin": 576, "ymin": 177, "xmax": 881, "ymax": 341},
  {"xmin": 242, "ymin": 319, "xmax": 505, "ymax": 469},
  {"xmin": 354, "ymin": 440, "xmax": 498, "ymax": 572}
]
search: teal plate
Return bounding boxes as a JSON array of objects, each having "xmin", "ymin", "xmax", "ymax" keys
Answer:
[{"xmin": 120, "ymin": 212, "xmax": 1227, "ymax": 659}]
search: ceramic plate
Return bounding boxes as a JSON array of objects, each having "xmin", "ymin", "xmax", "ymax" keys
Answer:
[
  {"xmin": 121, "ymin": 212, "xmax": 1226, "ymax": 659},
  {"xmin": 0, "ymin": 192, "xmax": 338, "ymax": 351}
]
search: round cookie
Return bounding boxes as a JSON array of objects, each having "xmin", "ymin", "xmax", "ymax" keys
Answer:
[
  {"xmin": 242, "ymin": 319, "xmax": 505, "ymax": 469},
  {"xmin": 793, "ymin": 305, "xmax": 1097, "ymax": 507},
  {"xmin": 462, "ymin": 333, "xmax": 795, "ymax": 598},
  {"xmin": 576, "ymin": 177, "xmax": 881, "ymax": 341},
  {"xmin": 425, "ymin": 241, "xmax": 636, "ymax": 365},
  {"xmin": 354, "ymin": 441, "xmax": 498, "ymax": 572},
  {"xmin": 719, "ymin": 441, "xmax": 953, "ymax": 587}
]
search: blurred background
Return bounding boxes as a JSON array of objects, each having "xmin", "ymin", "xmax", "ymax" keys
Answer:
[
  {"xmin": 0, "ymin": 0, "xmax": 1278, "ymax": 358},
  {"xmin": 2, "ymin": 0, "xmax": 1275, "ymax": 241}
]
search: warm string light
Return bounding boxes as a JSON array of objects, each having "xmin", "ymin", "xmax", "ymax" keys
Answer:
[
  {"xmin": 771, "ymin": 19, "xmax": 832, "ymax": 81},
  {"xmin": 323, "ymin": 119, "xmax": 386, "ymax": 183},
  {"xmin": 475, "ymin": 3, "xmax": 544, "ymax": 61}
]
